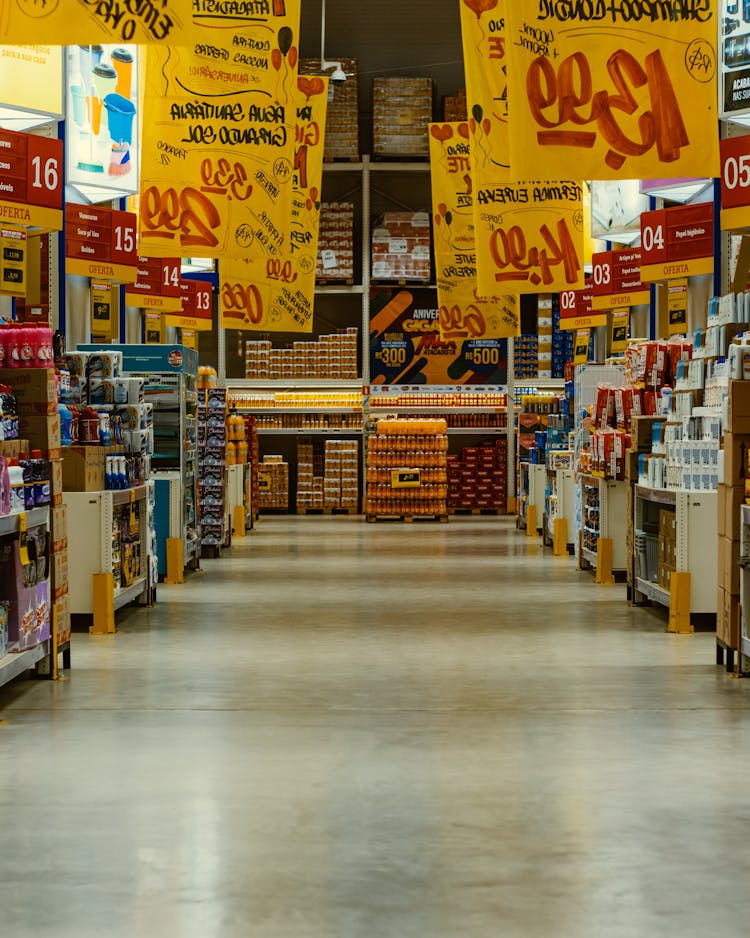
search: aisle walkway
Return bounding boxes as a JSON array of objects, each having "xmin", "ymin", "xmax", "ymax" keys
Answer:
[{"xmin": 2, "ymin": 517, "xmax": 750, "ymax": 938}]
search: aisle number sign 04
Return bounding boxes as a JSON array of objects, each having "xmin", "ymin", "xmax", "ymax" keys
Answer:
[
  {"xmin": 504, "ymin": 3, "xmax": 720, "ymax": 182},
  {"xmin": 0, "ymin": 228, "xmax": 27, "ymax": 297},
  {"xmin": 559, "ymin": 280, "xmax": 604, "ymax": 331},
  {"xmin": 65, "ymin": 203, "xmax": 138, "ymax": 283},
  {"xmin": 592, "ymin": 250, "xmax": 649, "ymax": 311},
  {"xmin": 720, "ymin": 135, "xmax": 750, "ymax": 232},
  {"xmin": 640, "ymin": 203, "xmax": 714, "ymax": 282},
  {"xmin": 668, "ymin": 279, "xmax": 689, "ymax": 337},
  {"xmin": 0, "ymin": 129, "xmax": 63, "ymax": 234},
  {"xmin": 574, "ymin": 329, "xmax": 591, "ymax": 366}
]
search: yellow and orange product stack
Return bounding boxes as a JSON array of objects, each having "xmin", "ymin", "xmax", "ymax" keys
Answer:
[
  {"xmin": 373, "ymin": 77, "xmax": 433, "ymax": 157},
  {"xmin": 258, "ymin": 456, "xmax": 289, "ymax": 512},
  {"xmin": 366, "ymin": 419, "xmax": 448, "ymax": 522},
  {"xmin": 317, "ymin": 203, "xmax": 355, "ymax": 282},
  {"xmin": 300, "ymin": 58, "xmax": 360, "ymax": 161}
]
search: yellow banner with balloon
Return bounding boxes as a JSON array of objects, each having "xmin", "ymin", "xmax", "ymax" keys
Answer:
[
  {"xmin": 504, "ymin": 1, "xmax": 720, "ymax": 181},
  {"xmin": 429, "ymin": 121, "xmax": 518, "ymax": 338},
  {"xmin": 220, "ymin": 75, "xmax": 328, "ymax": 333},
  {"xmin": 138, "ymin": 1, "xmax": 300, "ymax": 261}
]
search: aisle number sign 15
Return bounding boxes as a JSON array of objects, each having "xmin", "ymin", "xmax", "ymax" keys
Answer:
[
  {"xmin": 0, "ymin": 129, "xmax": 63, "ymax": 233},
  {"xmin": 720, "ymin": 135, "xmax": 750, "ymax": 232}
]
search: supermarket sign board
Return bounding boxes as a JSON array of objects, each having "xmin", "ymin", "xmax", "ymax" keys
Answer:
[
  {"xmin": 720, "ymin": 134, "xmax": 750, "ymax": 232},
  {"xmin": 65, "ymin": 203, "xmax": 138, "ymax": 283},
  {"xmin": 559, "ymin": 279, "xmax": 604, "ymax": 331},
  {"xmin": 125, "ymin": 257, "xmax": 182, "ymax": 312},
  {"xmin": 639, "ymin": 203, "xmax": 714, "ymax": 282},
  {"xmin": 0, "ymin": 128, "xmax": 63, "ymax": 233},
  {"xmin": 164, "ymin": 279, "xmax": 213, "ymax": 331},
  {"xmin": 591, "ymin": 249, "xmax": 649, "ymax": 310}
]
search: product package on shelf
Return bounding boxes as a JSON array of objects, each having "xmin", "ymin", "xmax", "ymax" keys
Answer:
[
  {"xmin": 296, "ymin": 439, "xmax": 358, "ymax": 514},
  {"xmin": 447, "ymin": 440, "xmax": 507, "ymax": 513},
  {"xmin": 443, "ymin": 87, "xmax": 467, "ymax": 122},
  {"xmin": 366, "ymin": 418, "xmax": 448, "ymax": 521},
  {"xmin": 373, "ymin": 77, "xmax": 433, "ymax": 157},
  {"xmin": 371, "ymin": 213, "xmax": 431, "ymax": 283},
  {"xmin": 244, "ymin": 416, "xmax": 260, "ymax": 522},
  {"xmin": 0, "ymin": 522, "xmax": 50, "ymax": 653},
  {"xmin": 317, "ymin": 203, "xmax": 355, "ymax": 282},
  {"xmin": 245, "ymin": 330, "xmax": 358, "ymax": 381},
  {"xmin": 300, "ymin": 58, "xmax": 360, "ymax": 161},
  {"xmin": 258, "ymin": 456, "xmax": 289, "ymax": 512},
  {"xmin": 198, "ymin": 388, "xmax": 228, "ymax": 549}
]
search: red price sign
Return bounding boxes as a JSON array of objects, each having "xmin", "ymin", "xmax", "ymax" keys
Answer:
[
  {"xmin": 165, "ymin": 279, "xmax": 213, "ymax": 330},
  {"xmin": 559, "ymin": 279, "xmax": 605, "ymax": 331},
  {"xmin": 592, "ymin": 249, "xmax": 648, "ymax": 310},
  {"xmin": 640, "ymin": 203, "xmax": 713, "ymax": 281},
  {"xmin": 592, "ymin": 252, "xmax": 613, "ymax": 296},
  {"xmin": 0, "ymin": 130, "xmax": 63, "ymax": 232},
  {"xmin": 65, "ymin": 204, "xmax": 137, "ymax": 283}
]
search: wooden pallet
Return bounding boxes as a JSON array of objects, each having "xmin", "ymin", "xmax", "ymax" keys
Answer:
[
  {"xmin": 323, "ymin": 155, "xmax": 361, "ymax": 163},
  {"xmin": 297, "ymin": 507, "xmax": 360, "ymax": 516},
  {"xmin": 366, "ymin": 514, "xmax": 448, "ymax": 524},
  {"xmin": 316, "ymin": 277, "xmax": 354, "ymax": 286}
]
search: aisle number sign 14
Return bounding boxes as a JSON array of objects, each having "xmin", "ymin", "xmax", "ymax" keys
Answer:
[
  {"xmin": 639, "ymin": 203, "xmax": 714, "ymax": 282},
  {"xmin": 720, "ymin": 135, "xmax": 750, "ymax": 232},
  {"xmin": 0, "ymin": 128, "xmax": 63, "ymax": 233}
]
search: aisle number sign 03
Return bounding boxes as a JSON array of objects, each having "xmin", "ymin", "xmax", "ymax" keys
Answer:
[
  {"xmin": 0, "ymin": 129, "xmax": 63, "ymax": 233},
  {"xmin": 574, "ymin": 329, "xmax": 591, "ymax": 366},
  {"xmin": 90, "ymin": 281, "xmax": 113, "ymax": 341},
  {"xmin": 720, "ymin": 135, "xmax": 750, "ymax": 232},
  {"xmin": 139, "ymin": 3, "xmax": 301, "ymax": 261},
  {"xmin": 640, "ymin": 203, "xmax": 714, "ymax": 282},
  {"xmin": 668, "ymin": 279, "xmax": 689, "ymax": 336},
  {"xmin": 592, "ymin": 249, "xmax": 650, "ymax": 311},
  {"xmin": 0, "ymin": 228, "xmax": 27, "ymax": 297},
  {"xmin": 611, "ymin": 309, "xmax": 630, "ymax": 354},
  {"xmin": 559, "ymin": 280, "xmax": 603, "ymax": 331},
  {"xmin": 125, "ymin": 258, "xmax": 183, "ymax": 313},
  {"xmin": 429, "ymin": 122, "xmax": 519, "ymax": 339},
  {"xmin": 504, "ymin": 3, "xmax": 720, "ymax": 182},
  {"xmin": 65, "ymin": 203, "xmax": 138, "ymax": 283},
  {"xmin": 220, "ymin": 75, "xmax": 327, "ymax": 333},
  {"xmin": 0, "ymin": 0, "xmax": 193, "ymax": 45}
]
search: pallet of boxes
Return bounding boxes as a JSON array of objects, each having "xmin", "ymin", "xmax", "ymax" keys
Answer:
[
  {"xmin": 258, "ymin": 456, "xmax": 289, "ymax": 513},
  {"xmin": 717, "ymin": 381, "xmax": 750, "ymax": 671}
]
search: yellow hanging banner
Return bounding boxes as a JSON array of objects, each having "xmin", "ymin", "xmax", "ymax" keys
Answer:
[
  {"xmin": 429, "ymin": 122, "xmax": 518, "ymax": 338},
  {"xmin": 220, "ymin": 75, "xmax": 327, "ymax": 333},
  {"xmin": 139, "ymin": 2, "xmax": 300, "ymax": 262},
  {"xmin": 0, "ymin": 0, "xmax": 193, "ymax": 45},
  {"xmin": 574, "ymin": 329, "xmax": 590, "ymax": 366},
  {"xmin": 504, "ymin": 2, "xmax": 720, "ymax": 182},
  {"xmin": 610, "ymin": 309, "xmax": 630, "ymax": 354}
]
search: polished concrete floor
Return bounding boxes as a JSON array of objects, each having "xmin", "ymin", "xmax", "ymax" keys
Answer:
[{"xmin": 2, "ymin": 516, "xmax": 750, "ymax": 937}]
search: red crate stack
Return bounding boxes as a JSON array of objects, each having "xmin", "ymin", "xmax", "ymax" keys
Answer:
[{"xmin": 448, "ymin": 441, "xmax": 507, "ymax": 512}]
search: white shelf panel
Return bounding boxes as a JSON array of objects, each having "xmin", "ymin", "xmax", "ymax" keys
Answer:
[
  {"xmin": 113, "ymin": 578, "xmax": 148, "ymax": 612},
  {"xmin": 369, "ymin": 161, "xmax": 430, "ymax": 172},
  {"xmin": 323, "ymin": 161, "xmax": 364, "ymax": 173},
  {"xmin": 0, "ymin": 641, "xmax": 49, "ymax": 690},
  {"xmin": 227, "ymin": 379, "xmax": 364, "ymax": 390},
  {"xmin": 0, "ymin": 508, "xmax": 49, "ymax": 537},
  {"xmin": 257, "ymin": 428, "xmax": 363, "ymax": 436},
  {"xmin": 513, "ymin": 378, "xmax": 566, "ymax": 389},
  {"xmin": 581, "ymin": 546, "xmax": 598, "ymax": 567},
  {"xmin": 371, "ymin": 407, "xmax": 506, "ymax": 415},
  {"xmin": 446, "ymin": 428, "xmax": 506, "ymax": 436},
  {"xmin": 315, "ymin": 285, "xmax": 364, "ymax": 295},
  {"xmin": 636, "ymin": 577, "xmax": 671, "ymax": 608},
  {"xmin": 237, "ymin": 407, "xmax": 363, "ymax": 415},
  {"xmin": 112, "ymin": 485, "xmax": 149, "ymax": 506}
]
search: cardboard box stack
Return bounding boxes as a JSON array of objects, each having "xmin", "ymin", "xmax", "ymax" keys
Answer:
[
  {"xmin": 658, "ymin": 509, "xmax": 677, "ymax": 590},
  {"xmin": 326, "ymin": 440, "xmax": 359, "ymax": 511},
  {"xmin": 258, "ymin": 456, "xmax": 288, "ymax": 511},
  {"xmin": 366, "ymin": 418, "xmax": 448, "ymax": 518},
  {"xmin": 447, "ymin": 440, "xmax": 507, "ymax": 512},
  {"xmin": 371, "ymin": 212, "xmax": 431, "ymax": 283},
  {"xmin": 443, "ymin": 87, "xmax": 467, "ymax": 122},
  {"xmin": 317, "ymin": 202, "xmax": 355, "ymax": 282},
  {"xmin": 514, "ymin": 335, "xmax": 538, "ymax": 379},
  {"xmin": 297, "ymin": 442, "xmax": 324, "ymax": 512},
  {"xmin": 373, "ymin": 77, "xmax": 433, "ymax": 157},
  {"xmin": 246, "ymin": 330, "xmax": 358, "ymax": 380},
  {"xmin": 300, "ymin": 58, "xmax": 359, "ymax": 161}
]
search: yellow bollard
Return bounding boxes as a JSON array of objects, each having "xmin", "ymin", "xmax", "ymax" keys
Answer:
[
  {"xmin": 91, "ymin": 573, "xmax": 115, "ymax": 635},
  {"xmin": 553, "ymin": 518, "xmax": 568, "ymax": 557},
  {"xmin": 595, "ymin": 537, "xmax": 615, "ymax": 585},
  {"xmin": 165, "ymin": 538, "xmax": 185, "ymax": 585},
  {"xmin": 668, "ymin": 571, "xmax": 693, "ymax": 634},
  {"xmin": 233, "ymin": 505, "xmax": 246, "ymax": 537},
  {"xmin": 526, "ymin": 504, "xmax": 537, "ymax": 537}
]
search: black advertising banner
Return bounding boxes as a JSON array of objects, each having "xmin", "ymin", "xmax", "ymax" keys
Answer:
[{"xmin": 370, "ymin": 287, "xmax": 508, "ymax": 386}]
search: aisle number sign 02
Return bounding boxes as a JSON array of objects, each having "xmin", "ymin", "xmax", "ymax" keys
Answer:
[
  {"xmin": 139, "ymin": 3, "xmax": 301, "ymax": 261},
  {"xmin": 720, "ymin": 135, "xmax": 750, "ymax": 232},
  {"xmin": 592, "ymin": 250, "xmax": 650, "ymax": 311},
  {"xmin": 640, "ymin": 203, "xmax": 714, "ymax": 282},
  {"xmin": 504, "ymin": 2, "xmax": 720, "ymax": 182},
  {"xmin": 668, "ymin": 279, "xmax": 689, "ymax": 336},
  {"xmin": 559, "ymin": 280, "xmax": 603, "ymax": 331},
  {"xmin": 574, "ymin": 329, "xmax": 591, "ymax": 366},
  {"xmin": 0, "ymin": 128, "xmax": 63, "ymax": 234},
  {"xmin": 611, "ymin": 310, "xmax": 630, "ymax": 354}
]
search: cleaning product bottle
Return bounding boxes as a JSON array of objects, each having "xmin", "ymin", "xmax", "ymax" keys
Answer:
[
  {"xmin": 53, "ymin": 329, "xmax": 66, "ymax": 369},
  {"xmin": 105, "ymin": 455, "xmax": 114, "ymax": 491},
  {"xmin": 0, "ymin": 457, "xmax": 10, "ymax": 516},
  {"xmin": 18, "ymin": 452, "xmax": 35, "ymax": 511},
  {"xmin": 59, "ymin": 404, "xmax": 73, "ymax": 447},
  {"xmin": 8, "ymin": 459, "xmax": 24, "ymax": 514},
  {"xmin": 30, "ymin": 450, "xmax": 49, "ymax": 507}
]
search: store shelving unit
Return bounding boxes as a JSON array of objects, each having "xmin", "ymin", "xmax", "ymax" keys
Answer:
[
  {"xmin": 632, "ymin": 487, "xmax": 717, "ymax": 623},
  {"xmin": 578, "ymin": 475, "xmax": 629, "ymax": 575},
  {"xmin": 544, "ymin": 453, "xmax": 575, "ymax": 550},
  {"xmin": 62, "ymin": 486, "xmax": 151, "ymax": 632}
]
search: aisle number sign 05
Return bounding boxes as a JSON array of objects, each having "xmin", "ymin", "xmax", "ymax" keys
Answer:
[
  {"xmin": 639, "ymin": 203, "xmax": 714, "ymax": 282},
  {"xmin": 720, "ymin": 135, "xmax": 750, "ymax": 232},
  {"xmin": 0, "ymin": 129, "xmax": 63, "ymax": 233},
  {"xmin": 504, "ymin": 3, "xmax": 720, "ymax": 181}
]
